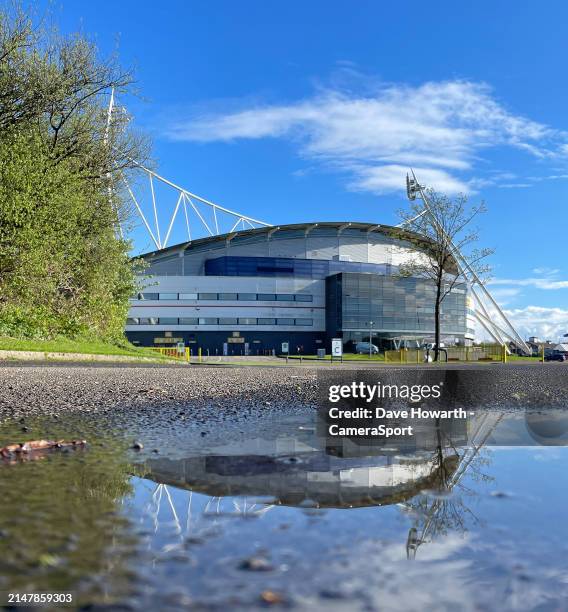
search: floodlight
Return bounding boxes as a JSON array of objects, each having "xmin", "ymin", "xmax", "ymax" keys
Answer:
[{"xmin": 406, "ymin": 173, "xmax": 416, "ymax": 201}]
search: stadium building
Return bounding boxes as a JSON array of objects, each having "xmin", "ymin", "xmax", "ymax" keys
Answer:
[{"xmin": 125, "ymin": 221, "xmax": 475, "ymax": 354}]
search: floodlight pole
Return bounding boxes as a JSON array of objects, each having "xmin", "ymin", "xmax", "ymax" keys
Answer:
[
  {"xmin": 104, "ymin": 88, "xmax": 123, "ymax": 239},
  {"xmin": 403, "ymin": 170, "xmax": 531, "ymax": 355}
]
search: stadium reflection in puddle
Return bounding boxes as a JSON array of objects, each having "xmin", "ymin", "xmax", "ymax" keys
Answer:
[
  {"xmin": 130, "ymin": 409, "xmax": 568, "ymax": 610},
  {"xmin": 2, "ymin": 410, "xmax": 568, "ymax": 610}
]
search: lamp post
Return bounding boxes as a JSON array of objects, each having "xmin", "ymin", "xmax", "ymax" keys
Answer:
[{"xmin": 369, "ymin": 321, "xmax": 374, "ymax": 359}]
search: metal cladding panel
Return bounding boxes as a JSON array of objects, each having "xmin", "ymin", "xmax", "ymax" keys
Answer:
[
  {"xmin": 267, "ymin": 239, "xmax": 307, "ymax": 258},
  {"xmin": 126, "ymin": 329, "xmax": 326, "ymax": 353},
  {"xmin": 338, "ymin": 237, "xmax": 369, "ymax": 263},
  {"xmin": 368, "ymin": 241, "xmax": 393, "ymax": 265},
  {"xmin": 134, "ymin": 275, "xmax": 325, "ymax": 299},
  {"xmin": 183, "ymin": 252, "xmax": 206, "ymax": 275},
  {"xmin": 144, "ymin": 222, "xmax": 443, "ymax": 277},
  {"xmin": 225, "ymin": 243, "xmax": 268, "ymax": 257},
  {"xmin": 306, "ymin": 236, "xmax": 338, "ymax": 260},
  {"xmin": 145, "ymin": 255, "xmax": 183, "ymax": 276},
  {"xmin": 184, "ymin": 247, "xmax": 223, "ymax": 275},
  {"xmin": 226, "ymin": 236, "xmax": 269, "ymax": 257},
  {"xmin": 390, "ymin": 240, "xmax": 426, "ymax": 266}
]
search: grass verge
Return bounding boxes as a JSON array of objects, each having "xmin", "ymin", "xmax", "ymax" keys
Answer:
[{"xmin": 0, "ymin": 336, "xmax": 173, "ymax": 360}]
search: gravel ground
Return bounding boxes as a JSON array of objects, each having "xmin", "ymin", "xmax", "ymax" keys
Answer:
[
  {"xmin": 1, "ymin": 362, "xmax": 567, "ymax": 424},
  {"xmin": 0, "ymin": 364, "xmax": 318, "ymax": 423}
]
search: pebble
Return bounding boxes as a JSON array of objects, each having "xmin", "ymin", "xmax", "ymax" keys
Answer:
[
  {"xmin": 238, "ymin": 556, "xmax": 274, "ymax": 572},
  {"xmin": 260, "ymin": 590, "xmax": 286, "ymax": 605}
]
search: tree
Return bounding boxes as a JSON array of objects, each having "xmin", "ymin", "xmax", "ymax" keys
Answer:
[
  {"xmin": 397, "ymin": 190, "xmax": 493, "ymax": 362},
  {"xmin": 0, "ymin": 4, "xmax": 149, "ymax": 341}
]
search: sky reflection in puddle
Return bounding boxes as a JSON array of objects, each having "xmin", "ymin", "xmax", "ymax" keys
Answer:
[{"xmin": 1, "ymin": 410, "xmax": 568, "ymax": 610}]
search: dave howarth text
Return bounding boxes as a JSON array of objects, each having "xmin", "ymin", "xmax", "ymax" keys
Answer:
[{"xmin": 328, "ymin": 407, "xmax": 468, "ymax": 420}]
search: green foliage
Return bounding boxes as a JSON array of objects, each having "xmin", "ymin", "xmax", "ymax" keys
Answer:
[
  {"xmin": 0, "ymin": 6, "xmax": 147, "ymax": 341},
  {"xmin": 0, "ymin": 418, "xmax": 137, "ymax": 599}
]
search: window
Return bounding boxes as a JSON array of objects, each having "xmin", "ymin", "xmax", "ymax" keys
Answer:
[
  {"xmin": 277, "ymin": 318, "xmax": 295, "ymax": 325},
  {"xmin": 218, "ymin": 317, "xmax": 238, "ymax": 325},
  {"xmin": 179, "ymin": 292, "xmax": 198, "ymax": 300},
  {"xmin": 295, "ymin": 318, "xmax": 313, "ymax": 326},
  {"xmin": 126, "ymin": 318, "xmax": 139, "ymax": 325},
  {"xmin": 238, "ymin": 317, "xmax": 257, "ymax": 325},
  {"xmin": 218, "ymin": 293, "xmax": 238, "ymax": 300},
  {"xmin": 159, "ymin": 293, "xmax": 178, "ymax": 300},
  {"xmin": 198, "ymin": 293, "xmax": 218, "ymax": 300},
  {"xmin": 257, "ymin": 318, "xmax": 276, "ymax": 325},
  {"xmin": 257, "ymin": 293, "xmax": 276, "ymax": 301},
  {"xmin": 198, "ymin": 317, "xmax": 218, "ymax": 325},
  {"xmin": 139, "ymin": 292, "xmax": 159, "ymax": 301},
  {"xmin": 295, "ymin": 294, "xmax": 313, "ymax": 302},
  {"xmin": 139, "ymin": 317, "xmax": 159, "ymax": 325},
  {"xmin": 179, "ymin": 317, "xmax": 198, "ymax": 325},
  {"xmin": 276, "ymin": 294, "xmax": 295, "ymax": 301},
  {"xmin": 158, "ymin": 317, "xmax": 178, "ymax": 325},
  {"xmin": 238, "ymin": 293, "xmax": 257, "ymax": 301}
]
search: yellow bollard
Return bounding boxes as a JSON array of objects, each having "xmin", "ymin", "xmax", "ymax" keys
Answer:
[
  {"xmin": 198, "ymin": 347, "xmax": 202, "ymax": 363},
  {"xmin": 400, "ymin": 348, "xmax": 404, "ymax": 363},
  {"xmin": 185, "ymin": 347, "xmax": 190, "ymax": 362}
]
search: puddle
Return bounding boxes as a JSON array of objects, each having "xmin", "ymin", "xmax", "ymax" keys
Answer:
[{"xmin": 1, "ymin": 409, "xmax": 568, "ymax": 610}]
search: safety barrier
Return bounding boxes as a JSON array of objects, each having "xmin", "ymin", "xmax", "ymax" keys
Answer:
[
  {"xmin": 149, "ymin": 345, "xmax": 509, "ymax": 364},
  {"xmin": 150, "ymin": 347, "xmax": 204, "ymax": 363},
  {"xmin": 384, "ymin": 345, "xmax": 507, "ymax": 364}
]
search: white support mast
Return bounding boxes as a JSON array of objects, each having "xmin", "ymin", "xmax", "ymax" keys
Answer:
[
  {"xmin": 105, "ymin": 91, "xmax": 271, "ymax": 251},
  {"xmin": 401, "ymin": 170, "xmax": 531, "ymax": 355}
]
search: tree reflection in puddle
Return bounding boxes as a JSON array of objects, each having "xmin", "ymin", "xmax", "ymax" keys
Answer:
[{"xmin": 0, "ymin": 420, "xmax": 139, "ymax": 608}]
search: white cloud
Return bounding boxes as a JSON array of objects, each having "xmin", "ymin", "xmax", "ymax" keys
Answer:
[
  {"xmin": 488, "ymin": 287, "xmax": 522, "ymax": 304},
  {"xmin": 532, "ymin": 267, "xmax": 560, "ymax": 276},
  {"xmin": 168, "ymin": 79, "xmax": 568, "ymax": 195},
  {"xmin": 346, "ymin": 164, "xmax": 468, "ymax": 195},
  {"xmin": 490, "ymin": 277, "xmax": 568, "ymax": 290},
  {"xmin": 505, "ymin": 306, "xmax": 568, "ymax": 341}
]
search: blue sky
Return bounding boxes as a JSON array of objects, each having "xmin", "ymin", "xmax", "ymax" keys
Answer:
[{"xmin": 32, "ymin": 1, "xmax": 568, "ymax": 339}]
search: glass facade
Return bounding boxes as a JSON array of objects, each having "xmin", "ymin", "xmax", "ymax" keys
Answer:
[
  {"xmin": 326, "ymin": 272, "xmax": 467, "ymax": 347},
  {"xmin": 205, "ymin": 256, "xmax": 396, "ymax": 279},
  {"xmin": 130, "ymin": 291, "xmax": 312, "ymax": 303},
  {"xmin": 126, "ymin": 317, "xmax": 313, "ymax": 327}
]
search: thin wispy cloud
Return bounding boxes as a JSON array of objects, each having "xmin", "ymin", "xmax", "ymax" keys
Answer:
[
  {"xmin": 505, "ymin": 306, "xmax": 568, "ymax": 341},
  {"xmin": 488, "ymin": 287, "xmax": 522, "ymax": 304},
  {"xmin": 490, "ymin": 277, "xmax": 568, "ymax": 290},
  {"xmin": 167, "ymin": 79, "xmax": 568, "ymax": 195},
  {"xmin": 532, "ymin": 267, "xmax": 560, "ymax": 276}
]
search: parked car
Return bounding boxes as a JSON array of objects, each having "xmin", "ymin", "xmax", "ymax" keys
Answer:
[
  {"xmin": 355, "ymin": 342, "xmax": 379, "ymax": 354},
  {"xmin": 545, "ymin": 351, "xmax": 567, "ymax": 362}
]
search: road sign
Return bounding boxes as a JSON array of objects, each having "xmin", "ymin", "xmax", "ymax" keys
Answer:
[
  {"xmin": 281, "ymin": 342, "xmax": 289, "ymax": 354},
  {"xmin": 331, "ymin": 338, "xmax": 343, "ymax": 357}
]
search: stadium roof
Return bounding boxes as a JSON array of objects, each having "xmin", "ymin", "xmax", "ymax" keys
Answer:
[{"xmin": 137, "ymin": 221, "xmax": 448, "ymax": 263}]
